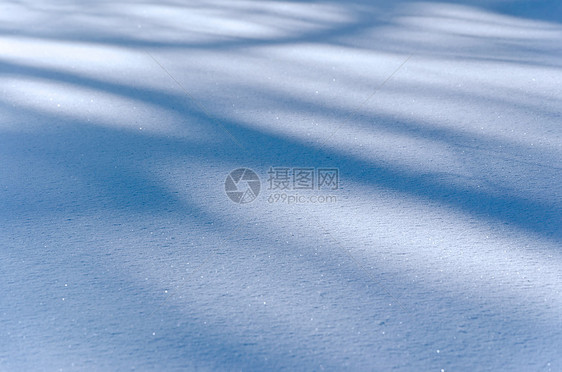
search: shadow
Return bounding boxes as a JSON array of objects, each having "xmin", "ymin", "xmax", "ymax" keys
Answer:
[{"xmin": 2, "ymin": 56, "xmax": 559, "ymax": 241}]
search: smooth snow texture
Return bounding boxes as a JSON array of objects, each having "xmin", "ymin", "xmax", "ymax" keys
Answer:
[{"xmin": 1, "ymin": 0, "xmax": 561, "ymax": 371}]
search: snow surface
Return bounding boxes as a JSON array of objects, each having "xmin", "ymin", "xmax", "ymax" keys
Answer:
[{"xmin": 1, "ymin": 0, "xmax": 561, "ymax": 370}]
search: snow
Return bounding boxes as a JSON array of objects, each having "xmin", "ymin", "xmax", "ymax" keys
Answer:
[{"xmin": 1, "ymin": 0, "xmax": 561, "ymax": 370}]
